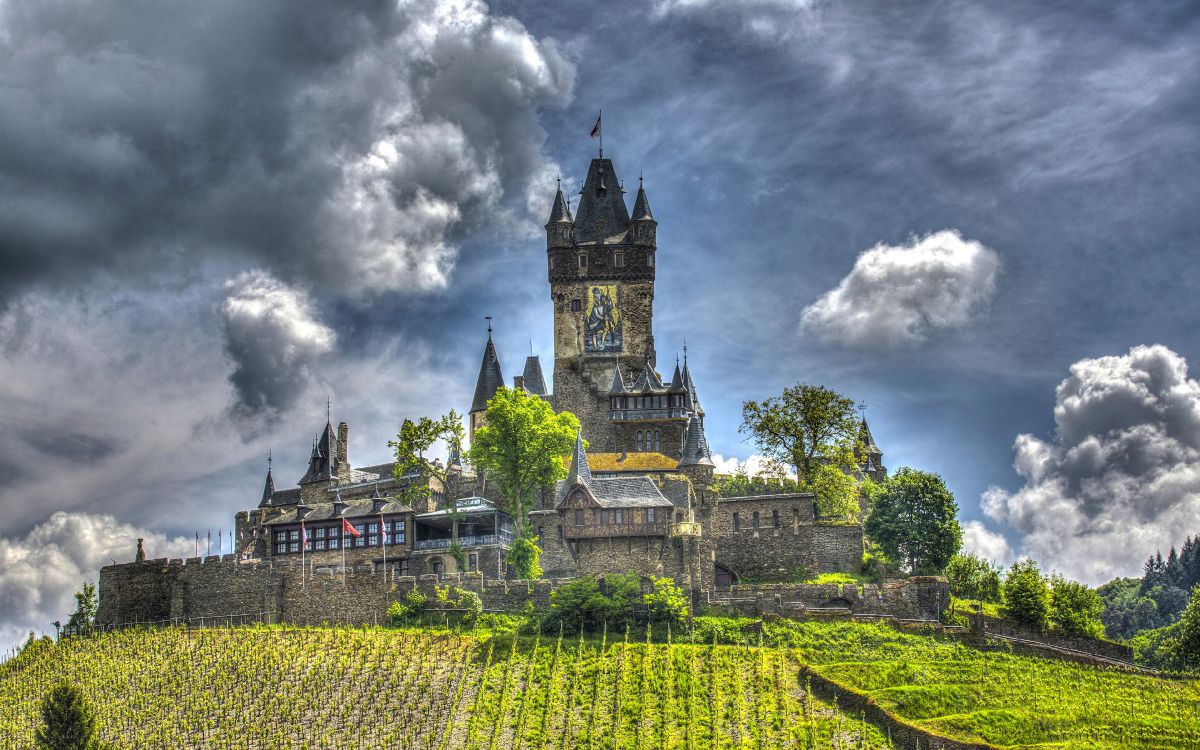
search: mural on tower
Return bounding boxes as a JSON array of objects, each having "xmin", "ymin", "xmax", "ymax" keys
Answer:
[{"xmin": 584, "ymin": 284, "xmax": 622, "ymax": 352}]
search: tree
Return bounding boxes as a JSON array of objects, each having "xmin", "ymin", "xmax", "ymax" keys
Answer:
[
  {"xmin": 1049, "ymin": 575, "xmax": 1105, "ymax": 638},
  {"xmin": 65, "ymin": 582, "xmax": 98, "ymax": 638},
  {"xmin": 739, "ymin": 384, "xmax": 859, "ymax": 483},
  {"xmin": 644, "ymin": 577, "xmax": 689, "ymax": 629},
  {"xmin": 468, "ymin": 386, "xmax": 579, "ymax": 579},
  {"xmin": 1171, "ymin": 585, "xmax": 1200, "ymax": 669},
  {"xmin": 1004, "ymin": 559, "xmax": 1051, "ymax": 631},
  {"xmin": 944, "ymin": 553, "xmax": 1002, "ymax": 603},
  {"xmin": 390, "ymin": 410, "xmax": 467, "ymax": 564},
  {"xmin": 543, "ymin": 573, "xmax": 641, "ymax": 634},
  {"xmin": 863, "ymin": 468, "xmax": 962, "ymax": 574},
  {"xmin": 36, "ymin": 682, "xmax": 106, "ymax": 750}
]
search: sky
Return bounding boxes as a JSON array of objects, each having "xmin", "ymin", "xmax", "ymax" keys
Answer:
[{"xmin": 2, "ymin": 0, "xmax": 1200, "ymax": 646}]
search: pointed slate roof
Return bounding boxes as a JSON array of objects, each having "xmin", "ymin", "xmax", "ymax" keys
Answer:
[
  {"xmin": 258, "ymin": 465, "xmax": 276, "ymax": 508},
  {"xmin": 471, "ymin": 333, "xmax": 504, "ymax": 413},
  {"xmin": 522, "ymin": 355, "xmax": 548, "ymax": 396},
  {"xmin": 667, "ymin": 362, "xmax": 685, "ymax": 393},
  {"xmin": 565, "ymin": 433, "xmax": 592, "ymax": 486},
  {"xmin": 300, "ymin": 420, "xmax": 337, "ymax": 484},
  {"xmin": 682, "ymin": 360, "xmax": 704, "ymax": 417},
  {"xmin": 631, "ymin": 179, "xmax": 654, "ymax": 221},
  {"xmin": 573, "ymin": 158, "xmax": 630, "ymax": 244},
  {"xmin": 859, "ymin": 419, "xmax": 882, "ymax": 456},
  {"xmin": 546, "ymin": 184, "xmax": 573, "ymax": 225},
  {"xmin": 631, "ymin": 349, "xmax": 664, "ymax": 391},
  {"xmin": 680, "ymin": 414, "xmax": 714, "ymax": 467},
  {"xmin": 607, "ymin": 363, "xmax": 628, "ymax": 394}
]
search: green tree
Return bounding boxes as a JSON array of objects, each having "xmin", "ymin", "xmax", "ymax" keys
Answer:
[
  {"xmin": 644, "ymin": 577, "xmax": 689, "ymax": 629},
  {"xmin": 65, "ymin": 582, "xmax": 98, "ymax": 638},
  {"xmin": 1049, "ymin": 574, "xmax": 1105, "ymax": 638},
  {"xmin": 390, "ymin": 410, "xmax": 467, "ymax": 564},
  {"xmin": 1004, "ymin": 559, "xmax": 1051, "ymax": 631},
  {"xmin": 1171, "ymin": 585, "xmax": 1200, "ymax": 669},
  {"xmin": 739, "ymin": 384, "xmax": 859, "ymax": 482},
  {"xmin": 544, "ymin": 573, "xmax": 641, "ymax": 634},
  {"xmin": 944, "ymin": 553, "xmax": 1003, "ymax": 603},
  {"xmin": 807, "ymin": 462, "xmax": 862, "ymax": 518},
  {"xmin": 468, "ymin": 386, "xmax": 579, "ymax": 579},
  {"xmin": 35, "ymin": 682, "xmax": 106, "ymax": 750},
  {"xmin": 863, "ymin": 469, "xmax": 962, "ymax": 574}
]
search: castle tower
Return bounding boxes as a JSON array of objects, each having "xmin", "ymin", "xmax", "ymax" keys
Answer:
[
  {"xmin": 857, "ymin": 418, "xmax": 887, "ymax": 483},
  {"xmin": 549, "ymin": 157, "xmax": 657, "ymax": 448},
  {"xmin": 469, "ymin": 326, "xmax": 504, "ymax": 445}
]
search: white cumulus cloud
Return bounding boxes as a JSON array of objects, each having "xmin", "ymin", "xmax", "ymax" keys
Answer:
[
  {"xmin": 711, "ymin": 453, "xmax": 797, "ymax": 479},
  {"xmin": 801, "ymin": 230, "xmax": 1000, "ymax": 347},
  {"xmin": 0, "ymin": 512, "xmax": 193, "ymax": 650},
  {"xmin": 984, "ymin": 344, "xmax": 1200, "ymax": 584},
  {"xmin": 960, "ymin": 519, "xmax": 1015, "ymax": 567},
  {"xmin": 219, "ymin": 270, "xmax": 336, "ymax": 417}
]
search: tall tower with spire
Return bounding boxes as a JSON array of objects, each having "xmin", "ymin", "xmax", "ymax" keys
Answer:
[{"xmin": 547, "ymin": 157, "xmax": 659, "ymax": 448}]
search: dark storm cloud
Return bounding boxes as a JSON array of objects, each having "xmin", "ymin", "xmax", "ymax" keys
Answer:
[{"xmin": 0, "ymin": 0, "xmax": 575, "ymax": 301}]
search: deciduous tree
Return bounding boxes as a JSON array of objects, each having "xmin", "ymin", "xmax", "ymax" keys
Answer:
[
  {"xmin": 65, "ymin": 583, "xmax": 97, "ymax": 638},
  {"xmin": 391, "ymin": 410, "xmax": 467, "ymax": 563},
  {"xmin": 1004, "ymin": 559, "xmax": 1051, "ymax": 631},
  {"xmin": 863, "ymin": 469, "xmax": 962, "ymax": 574},
  {"xmin": 739, "ymin": 384, "xmax": 859, "ymax": 483},
  {"xmin": 944, "ymin": 553, "xmax": 1003, "ymax": 603},
  {"xmin": 1049, "ymin": 574, "xmax": 1105, "ymax": 638}
]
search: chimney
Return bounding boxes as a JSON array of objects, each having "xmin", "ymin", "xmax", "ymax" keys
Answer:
[
  {"xmin": 336, "ymin": 421, "xmax": 350, "ymax": 480},
  {"xmin": 513, "ymin": 375, "xmax": 525, "ymax": 391}
]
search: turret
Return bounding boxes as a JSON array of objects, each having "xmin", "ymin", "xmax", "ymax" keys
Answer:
[
  {"xmin": 469, "ymin": 323, "xmax": 504, "ymax": 445},
  {"xmin": 630, "ymin": 176, "xmax": 656, "ymax": 247},
  {"xmin": 258, "ymin": 452, "xmax": 276, "ymax": 508},
  {"xmin": 546, "ymin": 179, "xmax": 574, "ymax": 250},
  {"xmin": 857, "ymin": 418, "xmax": 887, "ymax": 482}
]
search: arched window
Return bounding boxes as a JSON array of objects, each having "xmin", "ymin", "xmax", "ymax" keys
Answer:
[
  {"xmin": 654, "ymin": 431, "xmax": 661, "ymax": 451},
  {"xmin": 636, "ymin": 431, "xmax": 644, "ymax": 451},
  {"xmin": 431, "ymin": 558, "xmax": 444, "ymax": 575}
]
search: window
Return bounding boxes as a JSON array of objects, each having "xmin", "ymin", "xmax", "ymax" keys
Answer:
[
  {"xmin": 275, "ymin": 531, "xmax": 286, "ymax": 545},
  {"xmin": 558, "ymin": 525, "xmax": 564, "ymax": 542},
  {"xmin": 614, "ymin": 251, "xmax": 624, "ymax": 268},
  {"xmin": 468, "ymin": 553, "xmax": 478, "ymax": 572},
  {"xmin": 431, "ymin": 558, "xmax": 444, "ymax": 575},
  {"xmin": 289, "ymin": 530, "xmax": 300, "ymax": 541},
  {"xmin": 316, "ymin": 527, "xmax": 326, "ymax": 539},
  {"xmin": 275, "ymin": 543, "xmax": 287, "ymax": 555},
  {"xmin": 315, "ymin": 539, "xmax": 326, "ymax": 550},
  {"xmin": 354, "ymin": 524, "xmax": 365, "ymax": 547},
  {"xmin": 647, "ymin": 251, "xmax": 655, "ymax": 267},
  {"xmin": 733, "ymin": 512, "xmax": 740, "ymax": 531},
  {"xmin": 549, "ymin": 256, "xmax": 555, "ymax": 270},
  {"xmin": 636, "ymin": 431, "xmax": 644, "ymax": 451},
  {"xmin": 654, "ymin": 431, "xmax": 661, "ymax": 451},
  {"xmin": 753, "ymin": 511, "xmax": 760, "ymax": 529},
  {"xmin": 398, "ymin": 559, "xmax": 409, "ymax": 577},
  {"xmin": 289, "ymin": 542, "xmax": 299, "ymax": 553},
  {"xmin": 578, "ymin": 254, "xmax": 588, "ymax": 271},
  {"xmin": 773, "ymin": 510, "xmax": 780, "ymax": 529},
  {"xmin": 571, "ymin": 298, "xmax": 582, "ymax": 312},
  {"xmin": 575, "ymin": 509, "xmax": 584, "ymax": 525},
  {"xmin": 328, "ymin": 537, "xmax": 339, "ymax": 550},
  {"xmin": 647, "ymin": 508, "xmax": 656, "ymax": 524},
  {"xmin": 601, "ymin": 510, "xmax": 610, "ymax": 525},
  {"xmin": 615, "ymin": 509, "xmax": 624, "ymax": 524}
]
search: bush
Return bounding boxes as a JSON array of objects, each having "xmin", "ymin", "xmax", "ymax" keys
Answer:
[
  {"xmin": 432, "ymin": 585, "xmax": 483, "ymax": 625},
  {"xmin": 387, "ymin": 588, "xmax": 427, "ymax": 626},
  {"xmin": 944, "ymin": 553, "xmax": 1003, "ymax": 603},
  {"xmin": 1049, "ymin": 575, "xmax": 1105, "ymax": 638},
  {"xmin": 1004, "ymin": 559, "xmax": 1050, "ymax": 631},
  {"xmin": 36, "ymin": 682, "xmax": 107, "ymax": 750},
  {"xmin": 543, "ymin": 573, "xmax": 640, "ymax": 634},
  {"xmin": 644, "ymin": 577, "xmax": 689, "ymax": 629},
  {"xmin": 1171, "ymin": 585, "xmax": 1200, "ymax": 669},
  {"xmin": 506, "ymin": 525, "xmax": 543, "ymax": 580}
]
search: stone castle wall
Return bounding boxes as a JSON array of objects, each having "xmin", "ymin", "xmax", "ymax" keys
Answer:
[{"xmin": 709, "ymin": 577, "xmax": 950, "ymax": 622}]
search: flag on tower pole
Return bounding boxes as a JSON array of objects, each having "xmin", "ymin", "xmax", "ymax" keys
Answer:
[{"xmin": 590, "ymin": 111, "xmax": 602, "ymax": 157}]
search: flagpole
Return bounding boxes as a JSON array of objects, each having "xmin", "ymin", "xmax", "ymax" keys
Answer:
[
  {"xmin": 598, "ymin": 109, "xmax": 603, "ymax": 158},
  {"xmin": 301, "ymin": 521, "xmax": 305, "ymax": 592},
  {"xmin": 342, "ymin": 522, "xmax": 346, "ymax": 586}
]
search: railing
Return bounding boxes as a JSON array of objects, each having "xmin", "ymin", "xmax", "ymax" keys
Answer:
[
  {"xmin": 564, "ymin": 522, "xmax": 670, "ymax": 539},
  {"xmin": 413, "ymin": 533, "xmax": 512, "ymax": 551}
]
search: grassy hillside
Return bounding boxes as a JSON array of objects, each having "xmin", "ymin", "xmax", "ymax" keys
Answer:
[{"xmin": 1, "ymin": 620, "xmax": 1197, "ymax": 749}]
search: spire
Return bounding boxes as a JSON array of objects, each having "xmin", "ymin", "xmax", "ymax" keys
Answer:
[
  {"xmin": 573, "ymin": 158, "xmax": 630, "ymax": 244},
  {"xmin": 448, "ymin": 441, "xmax": 463, "ymax": 468},
  {"xmin": 547, "ymin": 178, "xmax": 574, "ymax": 224},
  {"xmin": 565, "ymin": 432, "xmax": 592, "ymax": 486},
  {"xmin": 682, "ymin": 353, "xmax": 704, "ymax": 417},
  {"xmin": 667, "ymin": 361, "xmax": 685, "ymax": 393},
  {"xmin": 607, "ymin": 362, "xmax": 628, "ymax": 394},
  {"xmin": 858, "ymin": 418, "xmax": 882, "ymax": 457},
  {"xmin": 471, "ymin": 323, "xmax": 505, "ymax": 414},
  {"xmin": 259, "ymin": 452, "xmax": 276, "ymax": 507},
  {"xmin": 631, "ymin": 175, "xmax": 654, "ymax": 221},
  {"xmin": 522, "ymin": 355, "xmax": 548, "ymax": 396},
  {"xmin": 680, "ymin": 413, "xmax": 714, "ymax": 467}
]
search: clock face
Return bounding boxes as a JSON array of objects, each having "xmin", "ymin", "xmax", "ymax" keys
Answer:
[{"xmin": 583, "ymin": 284, "xmax": 622, "ymax": 353}]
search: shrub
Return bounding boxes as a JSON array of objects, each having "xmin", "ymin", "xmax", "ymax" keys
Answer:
[
  {"xmin": 944, "ymin": 553, "xmax": 1003, "ymax": 603},
  {"xmin": 36, "ymin": 682, "xmax": 106, "ymax": 750},
  {"xmin": 544, "ymin": 573, "xmax": 640, "ymax": 633},
  {"xmin": 1004, "ymin": 559, "xmax": 1050, "ymax": 631},
  {"xmin": 1171, "ymin": 585, "xmax": 1200, "ymax": 669},
  {"xmin": 387, "ymin": 588, "xmax": 427, "ymax": 626},
  {"xmin": 506, "ymin": 526, "xmax": 543, "ymax": 580},
  {"xmin": 644, "ymin": 577, "xmax": 689, "ymax": 629},
  {"xmin": 1049, "ymin": 575, "xmax": 1105, "ymax": 638}
]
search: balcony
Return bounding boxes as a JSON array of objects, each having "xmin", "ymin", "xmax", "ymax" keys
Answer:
[
  {"xmin": 564, "ymin": 521, "xmax": 670, "ymax": 540},
  {"xmin": 413, "ymin": 532, "xmax": 513, "ymax": 551}
]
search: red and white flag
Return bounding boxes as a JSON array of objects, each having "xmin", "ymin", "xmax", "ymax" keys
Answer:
[
  {"xmin": 342, "ymin": 517, "xmax": 362, "ymax": 538},
  {"xmin": 300, "ymin": 520, "xmax": 309, "ymax": 550},
  {"xmin": 590, "ymin": 113, "xmax": 601, "ymax": 139}
]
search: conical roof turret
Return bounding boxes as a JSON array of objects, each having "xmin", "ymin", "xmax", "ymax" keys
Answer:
[
  {"xmin": 259, "ymin": 454, "xmax": 276, "ymax": 507},
  {"xmin": 565, "ymin": 432, "xmax": 592, "ymax": 486},
  {"xmin": 608, "ymin": 363, "xmax": 628, "ymax": 394},
  {"xmin": 522, "ymin": 355, "xmax": 548, "ymax": 396},
  {"xmin": 668, "ymin": 360, "xmax": 685, "ymax": 393},
  {"xmin": 470, "ymin": 328, "xmax": 505, "ymax": 414},
  {"xmin": 680, "ymin": 413, "xmax": 714, "ymax": 467},
  {"xmin": 546, "ymin": 182, "xmax": 573, "ymax": 225},
  {"xmin": 631, "ymin": 177, "xmax": 654, "ymax": 221},
  {"xmin": 573, "ymin": 159, "xmax": 629, "ymax": 244}
]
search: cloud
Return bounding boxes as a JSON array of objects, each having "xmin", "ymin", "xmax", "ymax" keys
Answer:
[
  {"xmin": 220, "ymin": 271, "xmax": 336, "ymax": 418},
  {"xmin": 0, "ymin": 512, "xmax": 193, "ymax": 650},
  {"xmin": 0, "ymin": 0, "xmax": 574, "ymax": 301},
  {"xmin": 801, "ymin": 230, "xmax": 1000, "ymax": 347},
  {"xmin": 711, "ymin": 453, "xmax": 797, "ymax": 479},
  {"xmin": 984, "ymin": 345, "xmax": 1200, "ymax": 584},
  {"xmin": 960, "ymin": 519, "xmax": 1015, "ymax": 567}
]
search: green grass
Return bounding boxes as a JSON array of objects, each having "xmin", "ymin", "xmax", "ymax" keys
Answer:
[
  {"xmin": 0, "ymin": 625, "xmax": 888, "ymax": 749},
  {"xmin": 949, "ymin": 595, "xmax": 1004, "ymax": 619}
]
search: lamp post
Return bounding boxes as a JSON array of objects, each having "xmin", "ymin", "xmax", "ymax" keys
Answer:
[{"xmin": 52, "ymin": 621, "xmax": 61, "ymax": 640}]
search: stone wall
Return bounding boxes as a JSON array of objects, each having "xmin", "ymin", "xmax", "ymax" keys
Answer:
[
  {"xmin": 708, "ymin": 577, "xmax": 949, "ymax": 622},
  {"xmin": 711, "ymin": 494, "xmax": 863, "ymax": 581},
  {"xmin": 974, "ymin": 613, "xmax": 1134, "ymax": 662},
  {"xmin": 572, "ymin": 536, "xmax": 691, "ymax": 582}
]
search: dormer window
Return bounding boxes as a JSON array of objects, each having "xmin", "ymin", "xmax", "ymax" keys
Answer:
[{"xmin": 579, "ymin": 254, "xmax": 588, "ymax": 271}]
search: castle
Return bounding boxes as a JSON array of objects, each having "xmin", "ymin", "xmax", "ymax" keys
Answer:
[{"xmin": 97, "ymin": 151, "xmax": 928, "ymax": 628}]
